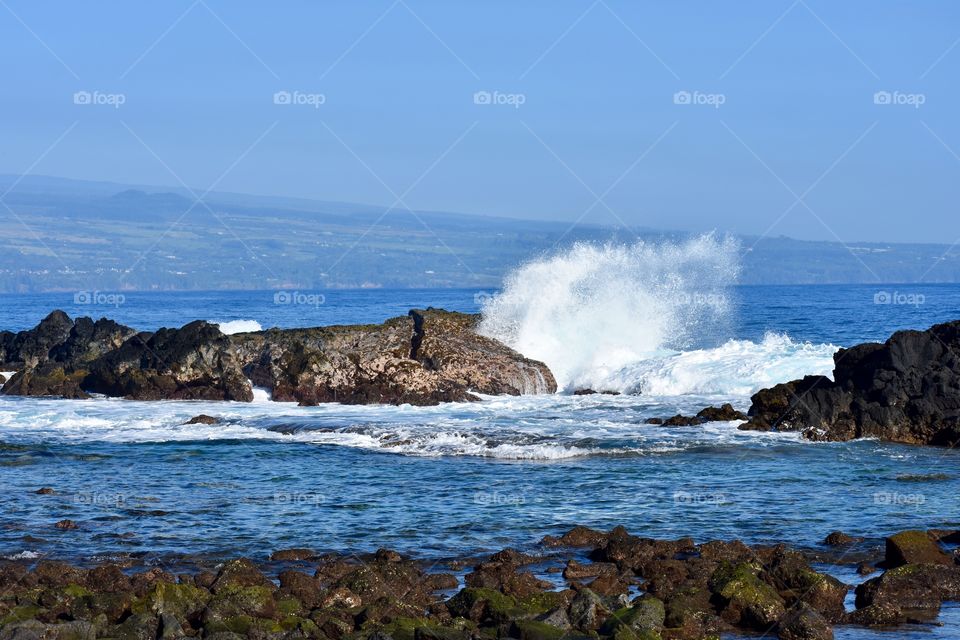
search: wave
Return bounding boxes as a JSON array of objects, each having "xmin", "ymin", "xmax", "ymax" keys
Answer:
[
  {"xmin": 602, "ymin": 333, "xmax": 838, "ymax": 396},
  {"xmin": 214, "ymin": 320, "xmax": 262, "ymax": 335},
  {"xmin": 478, "ymin": 236, "xmax": 740, "ymax": 391},
  {"xmin": 478, "ymin": 237, "xmax": 836, "ymax": 395}
]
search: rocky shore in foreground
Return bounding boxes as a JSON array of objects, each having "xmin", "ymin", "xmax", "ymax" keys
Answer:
[
  {"xmin": 2, "ymin": 525, "xmax": 960, "ymax": 640},
  {"xmin": 0, "ymin": 310, "xmax": 555, "ymax": 406}
]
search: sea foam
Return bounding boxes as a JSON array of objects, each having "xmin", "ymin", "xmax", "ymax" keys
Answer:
[{"xmin": 478, "ymin": 237, "xmax": 837, "ymax": 394}]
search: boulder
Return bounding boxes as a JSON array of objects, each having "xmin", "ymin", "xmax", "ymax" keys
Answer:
[
  {"xmin": 741, "ymin": 320, "xmax": 960, "ymax": 446},
  {"xmin": 854, "ymin": 563, "xmax": 960, "ymax": 611},
  {"xmin": 884, "ymin": 530, "xmax": 952, "ymax": 568},
  {"xmin": 778, "ymin": 605, "xmax": 834, "ymax": 640}
]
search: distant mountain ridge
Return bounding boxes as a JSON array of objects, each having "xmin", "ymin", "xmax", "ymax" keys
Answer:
[{"xmin": 0, "ymin": 175, "xmax": 958, "ymax": 292}]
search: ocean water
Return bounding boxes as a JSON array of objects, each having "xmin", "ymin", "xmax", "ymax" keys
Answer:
[{"xmin": 2, "ymin": 241, "xmax": 960, "ymax": 637}]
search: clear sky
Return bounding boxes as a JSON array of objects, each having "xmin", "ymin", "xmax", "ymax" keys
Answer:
[{"xmin": 2, "ymin": 0, "xmax": 958, "ymax": 243}]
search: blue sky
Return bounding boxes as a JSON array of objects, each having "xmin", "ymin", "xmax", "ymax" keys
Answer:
[{"xmin": 2, "ymin": 0, "xmax": 958, "ymax": 243}]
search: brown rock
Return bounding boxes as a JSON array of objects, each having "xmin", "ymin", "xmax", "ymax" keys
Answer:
[
  {"xmin": 884, "ymin": 531, "xmax": 952, "ymax": 568},
  {"xmin": 55, "ymin": 519, "xmax": 78, "ymax": 530}
]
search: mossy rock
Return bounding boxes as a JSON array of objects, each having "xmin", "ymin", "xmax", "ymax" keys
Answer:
[
  {"xmin": 709, "ymin": 562, "xmax": 785, "ymax": 630},
  {"xmin": 203, "ymin": 584, "xmax": 276, "ymax": 620},
  {"xmin": 132, "ymin": 581, "xmax": 211, "ymax": 618},
  {"xmin": 112, "ymin": 613, "xmax": 160, "ymax": 640},
  {"xmin": 63, "ymin": 584, "xmax": 93, "ymax": 598},
  {"xmin": 379, "ymin": 616, "xmax": 433, "ymax": 640},
  {"xmin": 518, "ymin": 591, "xmax": 570, "ymax": 616},
  {"xmin": 511, "ymin": 619, "xmax": 569, "ymax": 640},
  {"xmin": 447, "ymin": 588, "xmax": 521, "ymax": 623},
  {"xmin": 0, "ymin": 604, "xmax": 42, "ymax": 626},
  {"xmin": 885, "ymin": 530, "xmax": 951, "ymax": 568},
  {"xmin": 203, "ymin": 614, "xmax": 284, "ymax": 636},
  {"xmin": 600, "ymin": 597, "xmax": 665, "ymax": 637}
]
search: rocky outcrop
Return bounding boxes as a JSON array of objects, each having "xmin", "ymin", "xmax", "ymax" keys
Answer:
[
  {"xmin": 4, "ymin": 526, "xmax": 960, "ymax": 639},
  {"xmin": 741, "ymin": 320, "xmax": 960, "ymax": 446},
  {"xmin": 231, "ymin": 308, "xmax": 555, "ymax": 406},
  {"xmin": 1, "ymin": 308, "xmax": 556, "ymax": 405}
]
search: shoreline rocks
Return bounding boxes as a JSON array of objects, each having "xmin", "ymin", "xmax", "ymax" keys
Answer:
[
  {"xmin": 0, "ymin": 309, "xmax": 556, "ymax": 406},
  {"xmin": 741, "ymin": 319, "xmax": 960, "ymax": 446},
  {"xmin": 2, "ymin": 525, "xmax": 957, "ymax": 639}
]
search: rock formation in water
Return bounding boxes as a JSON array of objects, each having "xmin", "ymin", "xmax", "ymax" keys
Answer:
[
  {"xmin": 0, "ymin": 309, "xmax": 556, "ymax": 405},
  {"xmin": 741, "ymin": 319, "xmax": 960, "ymax": 446}
]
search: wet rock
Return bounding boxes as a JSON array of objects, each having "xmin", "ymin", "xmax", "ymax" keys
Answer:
[
  {"xmin": 709, "ymin": 561, "xmax": 787, "ymax": 631},
  {"xmin": 54, "ymin": 520, "xmax": 78, "ymax": 530},
  {"xmin": 778, "ymin": 604, "xmax": 834, "ymax": 640},
  {"xmin": 855, "ymin": 563, "xmax": 960, "ymax": 611},
  {"xmin": 857, "ymin": 562, "xmax": 877, "ymax": 576},
  {"xmin": 278, "ymin": 570, "xmax": 322, "ymax": 609},
  {"xmin": 35, "ymin": 487, "xmax": 55, "ymax": 495},
  {"xmin": 741, "ymin": 320, "xmax": 960, "ymax": 446},
  {"xmin": 824, "ymin": 531, "xmax": 863, "ymax": 546},
  {"xmin": 562, "ymin": 559, "xmax": 616, "ymax": 580},
  {"xmin": 600, "ymin": 596, "xmax": 665, "ymax": 638},
  {"xmin": 696, "ymin": 403, "xmax": 748, "ymax": 421},
  {"xmin": 568, "ymin": 588, "xmax": 611, "ymax": 630},
  {"xmin": 766, "ymin": 547, "xmax": 847, "ymax": 622},
  {"xmin": 446, "ymin": 588, "xmax": 518, "ymax": 624},
  {"xmin": 321, "ymin": 586, "xmax": 362, "ymax": 609},
  {"xmin": 541, "ymin": 526, "xmax": 609, "ymax": 549},
  {"xmin": 643, "ymin": 417, "xmax": 664, "ymax": 425},
  {"xmin": 86, "ymin": 564, "xmax": 132, "ymax": 593},
  {"xmin": 210, "ymin": 558, "xmax": 275, "ymax": 593},
  {"xmin": 884, "ymin": 530, "xmax": 952, "ymax": 568},
  {"xmin": 464, "ymin": 557, "xmax": 551, "ymax": 599},
  {"xmin": 184, "ymin": 414, "xmax": 220, "ymax": 425},
  {"xmin": 270, "ymin": 548, "xmax": 317, "ymax": 561},
  {"xmin": 585, "ymin": 573, "xmax": 629, "ymax": 597}
]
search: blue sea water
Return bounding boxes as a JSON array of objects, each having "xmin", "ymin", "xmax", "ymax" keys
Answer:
[{"xmin": 2, "ymin": 283, "xmax": 960, "ymax": 638}]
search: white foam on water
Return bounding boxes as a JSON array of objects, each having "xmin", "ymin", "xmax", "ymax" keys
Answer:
[
  {"xmin": 214, "ymin": 320, "xmax": 262, "ymax": 335},
  {"xmin": 478, "ymin": 238, "xmax": 837, "ymax": 396}
]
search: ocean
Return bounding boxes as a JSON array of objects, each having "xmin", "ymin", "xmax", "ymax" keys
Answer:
[{"xmin": 2, "ymin": 250, "xmax": 960, "ymax": 638}]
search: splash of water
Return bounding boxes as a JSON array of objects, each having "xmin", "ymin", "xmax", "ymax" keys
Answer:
[{"xmin": 478, "ymin": 236, "xmax": 742, "ymax": 391}]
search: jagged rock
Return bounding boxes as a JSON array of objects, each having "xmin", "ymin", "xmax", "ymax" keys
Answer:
[
  {"xmin": 741, "ymin": 320, "xmax": 960, "ymax": 446},
  {"xmin": 185, "ymin": 414, "xmax": 220, "ymax": 425},
  {"xmin": 2, "ymin": 308, "xmax": 555, "ymax": 406},
  {"xmin": 709, "ymin": 561, "xmax": 787, "ymax": 631},
  {"xmin": 696, "ymin": 403, "xmax": 748, "ymax": 421},
  {"xmin": 270, "ymin": 548, "xmax": 317, "ymax": 561},
  {"xmin": 84, "ymin": 321, "xmax": 252, "ymax": 401}
]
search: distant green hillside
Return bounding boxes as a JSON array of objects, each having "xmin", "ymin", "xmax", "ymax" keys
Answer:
[{"xmin": 1, "ymin": 175, "xmax": 957, "ymax": 292}]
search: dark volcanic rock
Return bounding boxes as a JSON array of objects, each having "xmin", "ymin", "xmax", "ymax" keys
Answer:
[
  {"xmin": 824, "ymin": 531, "xmax": 863, "ymax": 547},
  {"xmin": 855, "ymin": 563, "xmax": 960, "ymax": 611},
  {"xmin": 84, "ymin": 321, "xmax": 253, "ymax": 401},
  {"xmin": 741, "ymin": 320, "xmax": 960, "ymax": 446},
  {"xmin": 184, "ymin": 414, "xmax": 220, "ymax": 425},
  {"xmin": 696, "ymin": 403, "xmax": 748, "ymax": 421},
  {"xmin": 2, "ymin": 308, "xmax": 556, "ymax": 406}
]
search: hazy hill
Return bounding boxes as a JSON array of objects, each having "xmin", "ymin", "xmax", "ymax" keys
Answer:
[{"xmin": 1, "ymin": 175, "xmax": 957, "ymax": 292}]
